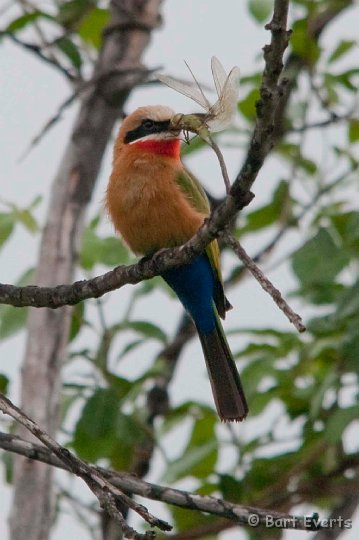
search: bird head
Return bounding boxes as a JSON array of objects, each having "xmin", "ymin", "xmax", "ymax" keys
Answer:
[{"xmin": 119, "ymin": 105, "xmax": 181, "ymax": 145}]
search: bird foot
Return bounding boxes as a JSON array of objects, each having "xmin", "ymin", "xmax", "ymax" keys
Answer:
[{"xmin": 151, "ymin": 247, "xmax": 171, "ymax": 272}]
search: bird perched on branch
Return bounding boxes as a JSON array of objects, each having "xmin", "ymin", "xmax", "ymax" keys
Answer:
[{"xmin": 106, "ymin": 105, "xmax": 248, "ymax": 421}]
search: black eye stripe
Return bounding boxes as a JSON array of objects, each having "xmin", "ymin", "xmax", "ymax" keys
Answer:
[{"xmin": 124, "ymin": 119, "xmax": 171, "ymax": 144}]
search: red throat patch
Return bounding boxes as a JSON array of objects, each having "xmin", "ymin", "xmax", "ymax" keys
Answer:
[{"xmin": 133, "ymin": 139, "xmax": 181, "ymax": 159}]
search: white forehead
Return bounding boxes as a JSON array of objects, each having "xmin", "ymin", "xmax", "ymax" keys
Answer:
[{"xmin": 139, "ymin": 105, "xmax": 175, "ymax": 121}]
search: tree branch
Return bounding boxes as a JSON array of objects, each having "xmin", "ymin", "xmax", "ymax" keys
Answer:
[
  {"xmin": 0, "ymin": 202, "xmax": 251, "ymax": 308},
  {"xmin": 0, "ymin": 429, "xmax": 324, "ymax": 533},
  {"xmin": 221, "ymin": 230, "xmax": 305, "ymax": 332},
  {"xmin": 0, "ymin": 397, "xmax": 171, "ymax": 539},
  {"xmin": 231, "ymin": 0, "xmax": 291, "ymax": 201}
]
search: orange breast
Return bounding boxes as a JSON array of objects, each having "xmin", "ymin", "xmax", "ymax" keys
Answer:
[{"xmin": 106, "ymin": 147, "xmax": 206, "ymax": 255}]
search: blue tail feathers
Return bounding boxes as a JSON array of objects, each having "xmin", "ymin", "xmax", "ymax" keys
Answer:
[
  {"xmin": 162, "ymin": 254, "xmax": 216, "ymax": 335},
  {"xmin": 162, "ymin": 254, "xmax": 248, "ymax": 421}
]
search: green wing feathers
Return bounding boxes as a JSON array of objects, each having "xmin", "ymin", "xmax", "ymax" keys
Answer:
[
  {"xmin": 176, "ymin": 168, "xmax": 231, "ymax": 318},
  {"xmin": 176, "ymin": 167, "xmax": 210, "ymax": 214}
]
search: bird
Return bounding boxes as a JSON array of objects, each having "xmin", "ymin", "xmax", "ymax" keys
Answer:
[{"xmin": 106, "ymin": 105, "xmax": 248, "ymax": 422}]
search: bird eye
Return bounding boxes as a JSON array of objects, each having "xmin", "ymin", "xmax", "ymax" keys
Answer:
[{"xmin": 142, "ymin": 119, "xmax": 155, "ymax": 130}]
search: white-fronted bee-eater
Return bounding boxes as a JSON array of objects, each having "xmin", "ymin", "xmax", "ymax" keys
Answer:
[{"xmin": 106, "ymin": 105, "xmax": 248, "ymax": 421}]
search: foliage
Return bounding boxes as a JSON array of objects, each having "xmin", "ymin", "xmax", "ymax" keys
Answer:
[{"xmin": 0, "ymin": 0, "xmax": 358, "ymax": 539}]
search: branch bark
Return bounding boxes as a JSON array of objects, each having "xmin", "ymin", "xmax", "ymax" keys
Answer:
[
  {"xmin": 0, "ymin": 429, "xmax": 325, "ymax": 534},
  {"xmin": 0, "ymin": 397, "xmax": 171, "ymax": 540},
  {"xmin": 9, "ymin": 2, "xmax": 163, "ymax": 540}
]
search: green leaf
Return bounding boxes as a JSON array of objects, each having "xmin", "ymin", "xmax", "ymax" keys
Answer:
[
  {"xmin": 324, "ymin": 405, "xmax": 359, "ymax": 443},
  {"xmin": 250, "ymin": 390, "xmax": 277, "ymax": 416},
  {"xmin": 117, "ymin": 339, "xmax": 144, "ymax": 359},
  {"xmin": 248, "ymin": 0, "xmax": 272, "ymax": 23},
  {"xmin": 57, "ymin": 0, "xmax": 96, "ymax": 28},
  {"xmin": 238, "ymin": 88, "xmax": 260, "ymax": 120},
  {"xmin": 326, "ymin": 69, "xmax": 359, "ymax": 93},
  {"xmin": 78, "ymin": 7, "xmax": 109, "ymax": 48},
  {"xmin": 291, "ymin": 19, "xmax": 321, "ymax": 64},
  {"xmin": 0, "ymin": 374, "xmax": 9, "ymax": 393},
  {"xmin": 0, "ymin": 269, "xmax": 34, "ymax": 340},
  {"xmin": 14, "ymin": 209, "xmax": 39, "ymax": 233},
  {"xmin": 69, "ymin": 301, "xmax": 85, "ymax": 341},
  {"xmin": 54, "ymin": 36, "xmax": 82, "ymax": 69},
  {"xmin": 241, "ymin": 180, "xmax": 290, "ymax": 233},
  {"xmin": 336, "ymin": 280, "xmax": 359, "ymax": 319},
  {"xmin": 163, "ymin": 412, "xmax": 218, "ymax": 483},
  {"xmin": 122, "ymin": 320, "xmax": 167, "ymax": 344},
  {"xmin": 348, "ymin": 119, "xmax": 359, "ymax": 143},
  {"xmin": 292, "ymin": 228, "xmax": 350, "ymax": 288},
  {"xmin": 80, "ymin": 229, "xmax": 129, "ymax": 269},
  {"xmin": 6, "ymin": 11, "xmax": 53, "ymax": 32},
  {"xmin": 103, "ymin": 375, "xmax": 132, "ymax": 400},
  {"xmin": 218, "ymin": 474, "xmax": 244, "ymax": 502},
  {"xmin": 170, "ymin": 502, "xmax": 216, "ymax": 532},
  {"xmin": 240, "ymin": 72, "xmax": 262, "ymax": 86},
  {"xmin": 163, "ymin": 439, "xmax": 217, "ymax": 484},
  {"xmin": 0, "ymin": 213, "xmax": 15, "ymax": 250},
  {"xmin": 276, "ymin": 142, "xmax": 317, "ymax": 175},
  {"xmin": 2, "ymin": 451, "xmax": 14, "ymax": 484},
  {"xmin": 330, "ymin": 211, "xmax": 359, "ymax": 253},
  {"xmin": 328, "ymin": 40, "xmax": 356, "ymax": 64},
  {"xmin": 341, "ymin": 333, "xmax": 359, "ymax": 373},
  {"xmin": 72, "ymin": 387, "xmax": 128, "ymax": 461},
  {"xmin": 0, "ymin": 306, "xmax": 28, "ymax": 340},
  {"xmin": 309, "ymin": 370, "xmax": 338, "ymax": 419}
]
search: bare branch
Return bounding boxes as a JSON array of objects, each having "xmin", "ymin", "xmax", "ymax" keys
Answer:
[
  {"xmin": 222, "ymin": 230, "xmax": 306, "ymax": 333},
  {"xmin": 20, "ymin": 66, "xmax": 156, "ymax": 160},
  {"xmin": 1, "ymin": 32, "xmax": 78, "ymax": 82},
  {"xmin": 231, "ymin": 0, "xmax": 291, "ymax": 202},
  {"xmin": 0, "ymin": 201, "xmax": 247, "ymax": 309},
  {"xmin": 0, "ymin": 205, "xmax": 305, "ymax": 336},
  {"xmin": 0, "ymin": 397, "xmax": 171, "ymax": 539},
  {"xmin": 289, "ymin": 111, "xmax": 355, "ymax": 133},
  {"xmin": 0, "ymin": 430, "xmax": 323, "ymax": 532}
]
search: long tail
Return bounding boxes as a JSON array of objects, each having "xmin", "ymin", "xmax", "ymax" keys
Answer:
[{"xmin": 197, "ymin": 315, "xmax": 248, "ymax": 422}]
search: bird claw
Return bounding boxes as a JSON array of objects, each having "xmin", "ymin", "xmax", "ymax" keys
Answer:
[
  {"xmin": 138, "ymin": 248, "xmax": 170, "ymax": 273},
  {"xmin": 151, "ymin": 247, "xmax": 170, "ymax": 267},
  {"xmin": 137, "ymin": 254, "xmax": 152, "ymax": 271}
]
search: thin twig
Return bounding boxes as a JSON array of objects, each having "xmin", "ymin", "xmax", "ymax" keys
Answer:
[
  {"xmin": 19, "ymin": 65, "xmax": 155, "ymax": 159},
  {"xmin": 2, "ymin": 32, "xmax": 77, "ymax": 82},
  {"xmin": 221, "ymin": 230, "xmax": 306, "ymax": 333},
  {"xmin": 289, "ymin": 111, "xmax": 354, "ymax": 133},
  {"xmin": 18, "ymin": 91, "xmax": 79, "ymax": 162},
  {"xmin": 208, "ymin": 134, "xmax": 231, "ymax": 194}
]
